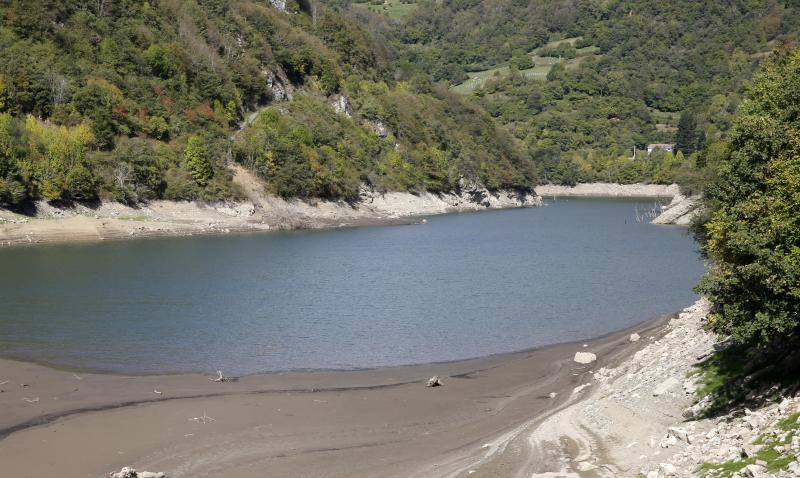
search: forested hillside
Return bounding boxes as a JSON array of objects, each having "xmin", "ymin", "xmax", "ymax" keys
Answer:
[
  {"xmin": 3, "ymin": 0, "xmax": 799, "ymax": 208},
  {"xmin": 366, "ymin": 0, "xmax": 800, "ymax": 186},
  {"xmin": 0, "ymin": 0, "xmax": 535, "ymax": 207}
]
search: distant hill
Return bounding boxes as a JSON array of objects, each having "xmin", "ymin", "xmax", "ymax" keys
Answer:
[{"xmin": 361, "ymin": 0, "xmax": 800, "ymax": 186}]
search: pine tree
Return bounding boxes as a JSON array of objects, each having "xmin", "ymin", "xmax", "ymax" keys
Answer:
[
  {"xmin": 184, "ymin": 136, "xmax": 213, "ymax": 187},
  {"xmin": 675, "ymin": 111, "xmax": 698, "ymax": 154}
]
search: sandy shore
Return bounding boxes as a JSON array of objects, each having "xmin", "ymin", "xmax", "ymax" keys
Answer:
[{"xmin": 0, "ymin": 315, "xmax": 670, "ymax": 478}]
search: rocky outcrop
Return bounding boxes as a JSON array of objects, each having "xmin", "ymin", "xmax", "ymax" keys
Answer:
[
  {"xmin": 269, "ymin": 0, "xmax": 287, "ymax": 12},
  {"xmin": 331, "ymin": 94, "xmax": 352, "ymax": 117},
  {"xmin": 652, "ymin": 193, "xmax": 703, "ymax": 226},
  {"xmin": 365, "ymin": 119, "xmax": 389, "ymax": 138},
  {"xmin": 262, "ymin": 68, "xmax": 293, "ymax": 102}
]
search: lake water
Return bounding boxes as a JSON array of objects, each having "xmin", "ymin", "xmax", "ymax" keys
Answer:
[{"xmin": 0, "ymin": 198, "xmax": 704, "ymax": 375}]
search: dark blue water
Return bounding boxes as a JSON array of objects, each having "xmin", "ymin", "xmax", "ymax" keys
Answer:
[{"xmin": 0, "ymin": 199, "xmax": 704, "ymax": 374}]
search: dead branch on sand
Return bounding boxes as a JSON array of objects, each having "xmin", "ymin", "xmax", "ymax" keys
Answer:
[
  {"xmin": 208, "ymin": 370, "xmax": 228, "ymax": 382},
  {"xmin": 109, "ymin": 466, "xmax": 166, "ymax": 478},
  {"xmin": 426, "ymin": 376, "xmax": 443, "ymax": 387}
]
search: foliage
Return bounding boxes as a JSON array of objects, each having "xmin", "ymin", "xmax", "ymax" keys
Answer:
[
  {"xmin": 184, "ymin": 136, "xmax": 214, "ymax": 187},
  {"xmin": 696, "ymin": 48, "xmax": 800, "ymax": 346},
  {"xmin": 676, "ymin": 111, "xmax": 703, "ymax": 155},
  {"xmin": 0, "ymin": 0, "xmax": 539, "ymax": 207},
  {"xmin": 373, "ymin": 0, "xmax": 800, "ymax": 185},
  {"xmin": 234, "ymin": 85, "xmax": 535, "ymax": 197}
]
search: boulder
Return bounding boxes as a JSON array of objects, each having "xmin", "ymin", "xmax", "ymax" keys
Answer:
[
  {"xmin": 667, "ymin": 426, "xmax": 691, "ymax": 443},
  {"xmin": 742, "ymin": 463, "xmax": 765, "ymax": 477},
  {"xmin": 629, "ymin": 333, "xmax": 641, "ymax": 342},
  {"xmin": 659, "ymin": 462, "xmax": 677, "ymax": 476},
  {"xmin": 573, "ymin": 352, "xmax": 597, "ymax": 364}
]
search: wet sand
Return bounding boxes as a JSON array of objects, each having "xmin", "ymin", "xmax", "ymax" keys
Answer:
[{"xmin": 0, "ymin": 314, "xmax": 670, "ymax": 477}]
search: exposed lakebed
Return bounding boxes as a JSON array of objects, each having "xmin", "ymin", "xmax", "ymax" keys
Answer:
[{"xmin": 0, "ymin": 198, "xmax": 704, "ymax": 374}]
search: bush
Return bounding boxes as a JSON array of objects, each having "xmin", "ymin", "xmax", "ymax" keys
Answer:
[{"xmin": 697, "ymin": 48, "xmax": 800, "ymax": 346}]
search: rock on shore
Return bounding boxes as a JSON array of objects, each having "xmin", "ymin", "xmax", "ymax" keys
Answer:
[{"xmin": 652, "ymin": 193, "xmax": 703, "ymax": 226}]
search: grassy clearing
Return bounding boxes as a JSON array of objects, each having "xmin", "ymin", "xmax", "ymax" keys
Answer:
[
  {"xmin": 539, "ymin": 37, "xmax": 580, "ymax": 49},
  {"xmin": 451, "ymin": 37, "xmax": 600, "ymax": 93},
  {"xmin": 351, "ymin": 0, "xmax": 418, "ymax": 19},
  {"xmin": 650, "ymin": 108, "xmax": 680, "ymax": 133},
  {"xmin": 699, "ymin": 412, "xmax": 800, "ymax": 477}
]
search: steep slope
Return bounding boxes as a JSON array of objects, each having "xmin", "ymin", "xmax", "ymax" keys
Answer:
[{"xmin": 0, "ymin": 0, "xmax": 536, "ymax": 208}]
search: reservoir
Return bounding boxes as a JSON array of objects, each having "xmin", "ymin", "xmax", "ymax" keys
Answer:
[{"xmin": 0, "ymin": 198, "xmax": 704, "ymax": 375}]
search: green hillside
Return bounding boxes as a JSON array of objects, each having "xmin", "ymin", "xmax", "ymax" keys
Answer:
[{"xmin": 0, "ymin": 0, "xmax": 535, "ymax": 207}]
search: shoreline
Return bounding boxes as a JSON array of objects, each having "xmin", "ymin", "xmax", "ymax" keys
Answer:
[
  {"xmin": 0, "ymin": 311, "xmax": 672, "ymax": 477},
  {"xmin": 534, "ymin": 182, "xmax": 681, "ymax": 198},
  {"xmin": 1, "ymin": 177, "xmax": 701, "ymax": 248},
  {"xmin": 0, "ymin": 165, "xmax": 540, "ymax": 248}
]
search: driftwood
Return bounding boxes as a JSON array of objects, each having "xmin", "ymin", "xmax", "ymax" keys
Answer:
[
  {"xmin": 426, "ymin": 376, "xmax": 443, "ymax": 387},
  {"xmin": 208, "ymin": 370, "xmax": 228, "ymax": 382},
  {"xmin": 153, "ymin": 389, "xmax": 163, "ymax": 395},
  {"xmin": 109, "ymin": 466, "xmax": 166, "ymax": 478}
]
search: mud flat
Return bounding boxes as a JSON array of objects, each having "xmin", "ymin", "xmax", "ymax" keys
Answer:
[{"xmin": 0, "ymin": 314, "xmax": 668, "ymax": 478}]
